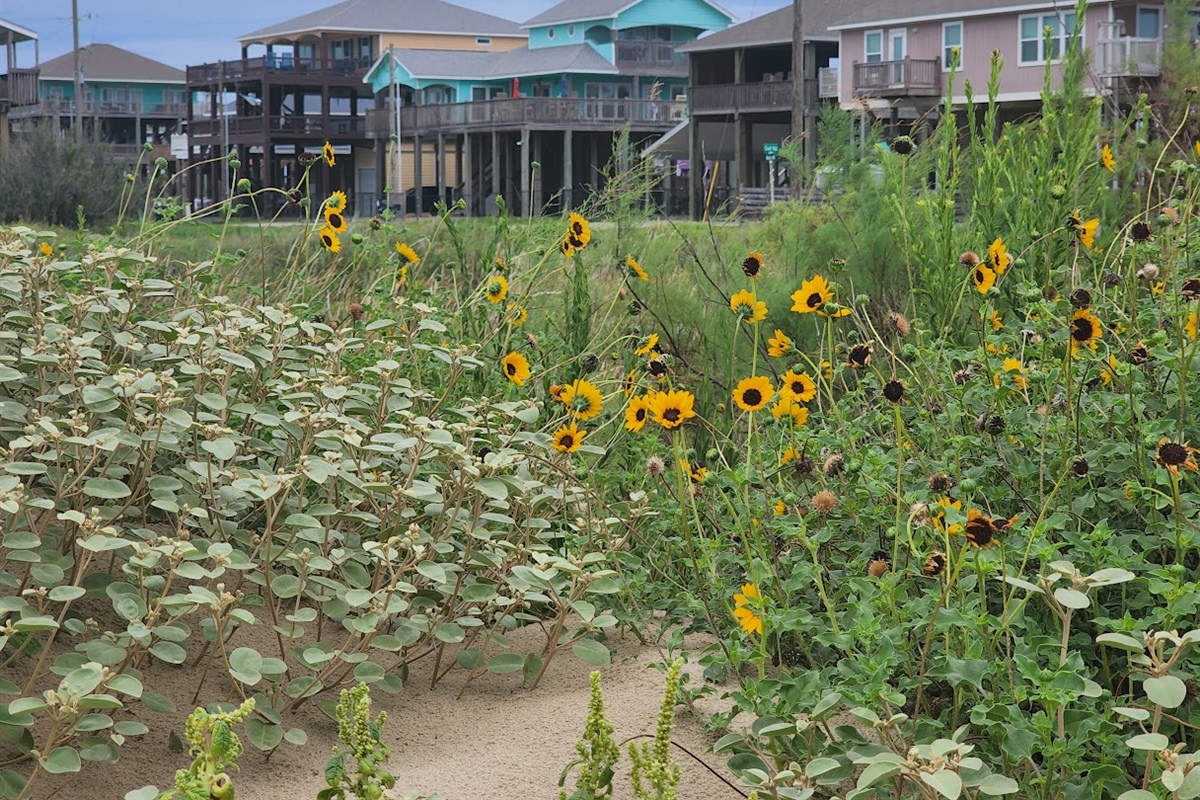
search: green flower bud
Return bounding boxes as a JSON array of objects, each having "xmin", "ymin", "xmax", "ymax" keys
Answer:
[
  {"xmin": 351, "ymin": 233, "xmax": 364, "ymax": 245},
  {"xmin": 236, "ymin": 178, "xmax": 252, "ymax": 193},
  {"xmin": 959, "ymin": 478, "xmax": 979, "ymax": 493},
  {"xmin": 1050, "ymin": 184, "xmax": 1066, "ymax": 199},
  {"xmin": 155, "ymin": 156, "xmax": 168, "ymax": 169}
]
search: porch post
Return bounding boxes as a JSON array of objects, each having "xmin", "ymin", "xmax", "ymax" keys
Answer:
[
  {"xmin": 412, "ymin": 133, "xmax": 423, "ymax": 218},
  {"xmin": 462, "ymin": 131, "xmax": 473, "ymax": 216},
  {"xmin": 532, "ymin": 130, "xmax": 543, "ymax": 214},
  {"xmin": 437, "ymin": 131, "xmax": 446, "ymax": 206},
  {"xmin": 520, "ymin": 126, "xmax": 530, "ymax": 218},
  {"xmin": 563, "ymin": 128, "xmax": 573, "ymax": 211}
]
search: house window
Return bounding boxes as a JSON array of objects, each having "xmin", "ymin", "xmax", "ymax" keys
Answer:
[
  {"xmin": 864, "ymin": 30, "xmax": 883, "ymax": 63},
  {"xmin": 476, "ymin": 37, "xmax": 492, "ymax": 46},
  {"xmin": 942, "ymin": 21, "xmax": 962, "ymax": 69},
  {"xmin": 331, "ymin": 38, "xmax": 353, "ymax": 60},
  {"xmin": 547, "ymin": 27, "xmax": 556, "ymax": 39},
  {"xmin": 358, "ymin": 37, "xmax": 373, "ymax": 62},
  {"xmin": 1136, "ymin": 6, "xmax": 1162, "ymax": 39},
  {"xmin": 1018, "ymin": 11, "xmax": 1078, "ymax": 65},
  {"xmin": 567, "ymin": 25, "xmax": 575, "ymax": 36}
]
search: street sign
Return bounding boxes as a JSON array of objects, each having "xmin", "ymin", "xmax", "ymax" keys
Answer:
[{"xmin": 763, "ymin": 142, "xmax": 780, "ymax": 161}]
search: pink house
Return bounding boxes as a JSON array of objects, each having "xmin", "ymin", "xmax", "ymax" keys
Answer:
[{"xmin": 829, "ymin": 0, "xmax": 1177, "ymax": 118}]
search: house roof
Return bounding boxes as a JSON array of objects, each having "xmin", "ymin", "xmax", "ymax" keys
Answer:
[
  {"xmin": 371, "ymin": 42, "xmax": 618, "ymax": 82},
  {"xmin": 38, "ymin": 44, "xmax": 184, "ymax": 84},
  {"xmin": 828, "ymin": 0, "xmax": 1088, "ymax": 30},
  {"xmin": 240, "ymin": 0, "xmax": 525, "ymax": 42},
  {"xmin": 0, "ymin": 18, "xmax": 38, "ymax": 44},
  {"xmin": 522, "ymin": 0, "xmax": 734, "ymax": 29},
  {"xmin": 677, "ymin": 2, "xmax": 851, "ymax": 52}
]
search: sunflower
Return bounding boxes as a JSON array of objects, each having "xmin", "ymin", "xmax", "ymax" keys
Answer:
[
  {"xmin": 561, "ymin": 236, "xmax": 580, "ymax": 258},
  {"xmin": 326, "ymin": 190, "xmax": 347, "ymax": 213},
  {"xmin": 730, "ymin": 290, "xmax": 767, "ymax": 324},
  {"xmin": 990, "ymin": 309, "xmax": 1004, "ymax": 330},
  {"xmin": 742, "ymin": 252, "xmax": 765, "ymax": 278},
  {"xmin": 395, "ymin": 242, "xmax": 420, "ymax": 265},
  {"xmin": 931, "ymin": 497, "xmax": 963, "ymax": 536},
  {"xmin": 733, "ymin": 376, "xmax": 775, "ymax": 412},
  {"xmin": 395, "ymin": 264, "xmax": 409, "ymax": 288},
  {"xmin": 501, "ymin": 352, "xmax": 531, "ymax": 386},
  {"xmin": 623, "ymin": 370, "xmax": 637, "ymax": 397},
  {"xmin": 771, "ymin": 396, "xmax": 809, "ymax": 426},
  {"xmin": 972, "ymin": 265, "xmax": 996, "ymax": 294},
  {"xmin": 847, "ymin": 342, "xmax": 873, "ymax": 369},
  {"xmin": 882, "ymin": 379, "xmax": 905, "ymax": 403},
  {"xmin": 964, "ymin": 508, "xmax": 1002, "ymax": 549},
  {"xmin": 649, "ymin": 389, "xmax": 696, "ymax": 429},
  {"xmin": 923, "ymin": 551, "xmax": 948, "ymax": 577},
  {"xmin": 626, "ymin": 255, "xmax": 648, "ymax": 281},
  {"xmin": 791, "ymin": 274, "xmax": 835, "ymax": 315},
  {"xmin": 634, "ymin": 333, "xmax": 660, "ymax": 357},
  {"xmin": 680, "ymin": 458, "xmax": 708, "ymax": 483},
  {"xmin": 994, "ymin": 357, "xmax": 1028, "ymax": 390},
  {"xmin": 1182, "ymin": 277, "xmax": 1200, "ymax": 301},
  {"xmin": 567, "ymin": 212, "xmax": 591, "ymax": 248},
  {"xmin": 773, "ymin": 500, "xmax": 786, "ymax": 516},
  {"xmin": 1075, "ymin": 215, "xmax": 1100, "ymax": 250},
  {"xmin": 647, "ymin": 356, "xmax": 669, "ymax": 379},
  {"xmin": 494, "ymin": 256, "xmax": 509, "ymax": 273},
  {"xmin": 1069, "ymin": 308, "xmax": 1102, "ymax": 352},
  {"xmin": 559, "ymin": 379, "xmax": 603, "ymax": 421},
  {"xmin": 767, "ymin": 329, "xmax": 793, "ymax": 358},
  {"xmin": 1130, "ymin": 221, "xmax": 1152, "ymax": 242},
  {"xmin": 1186, "ymin": 310, "xmax": 1198, "ymax": 342},
  {"xmin": 625, "ymin": 394, "xmax": 651, "ymax": 432},
  {"xmin": 1157, "ymin": 438, "xmax": 1199, "ymax": 474},
  {"xmin": 485, "ymin": 275, "xmax": 509, "ymax": 304},
  {"xmin": 552, "ymin": 422, "xmax": 585, "ymax": 453},
  {"xmin": 986, "ymin": 238, "xmax": 1012, "ymax": 274},
  {"xmin": 733, "ymin": 583, "xmax": 763, "ymax": 636},
  {"xmin": 506, "ymin": 303, "xmax": 528, "ymax": 325},
  {"xmin": 779, "ymin": 370, "xmax": 817, "ymax": 404},
  {"xmin": 322, "ymin": 140, "xmax": 336, "ymax": 167},
  {"xmin": 319, "ymin": 227, "xmax": 341, "ymax": 253},
  {"xmin": 38, "ymin": 242, "xmax": 53, "ymax": 256},
  {"xmin": 324, "ymin": 208, "xmax": 347, "ymax": 233},
  {"xmin": 1101, "ymin": 143, "xmax": 1115, "ymax": 172},
  {"xmin": 549, "ymin": 383, "xmax": 566, "ymax": 404}
]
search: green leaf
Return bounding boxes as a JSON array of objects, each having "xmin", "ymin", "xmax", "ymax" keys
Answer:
[
  {"xmin": 48, "ymin": 586, "xmax": 86, "ymax": 603},
  {"xmin": 433, "ymin": 623, "xmax": 465, "ymax": 644},
  {"xmin": 82, "ymin": 478, "xmax": 131, "ymax": 500},
  {"xmin": 1126, "ymin": 733, "xmax": 1170, "ymax": 750},
  {"xmin": 416, "ymin": 561, "xmax": 447, "ymax": 585},
  {"xmin": 978, "ymin": 775, "xmax": 1019, "ymax": 795},
  {"xmin": 571, "ymin": 639, "xmax": 610, "ymax": 666},
  {"xmin": 1143, "ymin": 675, "xmax": 1186, "ymax": 709},
  {"xmin": 487, "ymin": 654, "xmax": 525, "ymax": 674},
  {"xmin": 1053, "ymin": 588, "xmax": 1090, "ymax": 609},
  {"xmin": 228, "ymin": 647, "xmax": 263, "ymax": 686},
  {"xmin": 920, "ymin": 770, "xmax": 963, "ymax": 800},
  {"xmin": 40, "ymin": 747, "xmax": 81, "ymax": 774},
  {"xmin": 124, "ymin": 788, "xmax": 160, "ymax": 800},
  {"xmin": 200, "ymin": 438, "xmax": 237, "ymax": 461},
  {"xmin": 1177, "ymin": 767, "xmax": 1200, "ymax": 800},
  {"xmin": 246, "ymin": 718, "xmax": 283, "ymax": 751},
  {"xmin": 284, "ymin": 728, "xmax": 308, "ymax": 746},
  {"xmin": 805, "ymin": 758, "xmax": 841, "ymax": 778},
  {"xmin": 857, "ymin": 761, "xmax": 900, "ymax": 790},
  {"xmin": 148, "ymin": 642, "xmax": 186, "ymax": 665},
  {"xmin": 141, "ymin": 691, "xmax": 176, "ymax": 714},
  {"xmin": 1096, "ymin": 633, "xmax": 1144, "ymax": 653},
  {"xmin": 476, "ymin": 478, "xmax": 509, "ymax": 500}
]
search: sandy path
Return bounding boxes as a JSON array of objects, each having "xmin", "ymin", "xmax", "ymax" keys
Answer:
[{"xmin": 33, "ymin": 626, "xmax": 742, "ymax": 800}]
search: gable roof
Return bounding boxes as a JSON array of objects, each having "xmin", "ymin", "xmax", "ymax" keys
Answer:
[
  {"xmin": 522, "ymin": 0, "xmax": 734, "ymax": 29},
  {"xmin": 828, "ymin": 0, "xmax": 1087, "ymax": 30},
  {"xmin": 369, "ymin": 42, "xmax": 618, "ymax": 83},
  {"xmin": 38, "ymin": 44, "xmax": 184, "ymax": 83},
  {"xmin": 677, "ymin": 2, "xmax": 852, "ymax": 52},
  {"xmin": 240, "ymin": 0, "xmax": 524, "ymax": 42}
]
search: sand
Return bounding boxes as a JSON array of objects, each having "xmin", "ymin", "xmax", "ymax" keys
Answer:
[{"xmin": 29, "ymin": 625, "xmax": 743, "ymax": 800}]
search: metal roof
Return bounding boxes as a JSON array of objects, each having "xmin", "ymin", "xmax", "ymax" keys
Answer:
[
  {"xmin": 378, "ymin": 42, "xmax": 619, "ymax": 81},
  {"xmin": 677, "ymin": 1, "xmax": 862, "ymax": 53},
  {"xmin": 239, "ymin": 0, "xmax": 525, "ymax": 42},
  {"xmin": 38, "ymin": 44, "xmax": 185, "ymax": 84},
  {"xmin": 522, "ymin": 0, "xmax": 734, "ymax": 29}
]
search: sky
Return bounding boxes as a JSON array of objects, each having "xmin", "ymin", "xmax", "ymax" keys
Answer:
[{"xmin": 1, "ymin": 0, "xmax": 785, "ymax": 70}]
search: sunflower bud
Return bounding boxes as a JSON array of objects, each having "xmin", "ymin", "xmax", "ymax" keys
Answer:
[{"xmin": 1050, "ymin": 184, "xmax": 1066, "ymax": 199}]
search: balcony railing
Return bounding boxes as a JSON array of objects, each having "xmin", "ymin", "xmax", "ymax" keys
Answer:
[
  {"xmin": 852, "ymin": 58, "xmax": 941, "ymax": 97},
  {"xmin": 367, "ymin": 97, "xmax": 685, "ymax": 136},
  {"xmin": 9, "ymin": 99, "xmax": 187, "ymax": 118},
  {"xmin": 0, "ymin": 68, "xmax": 39, "ymax": 107},
  {"xmin": 818, "ymin": 67, "xmax": 839, "ymax": 98},
  {"xmin": 1096, "ymin": 37, "xmax": 1162, "ymax": 77},
  {"xmin": 615, "ymin": 42, "xmax": 687, "ymax": 73},
  {"xmin": 186, "ymin": 56, "xmax": 373, "ymax": 84},
  {"xmin": 188, "ymin": 114, "xmax": 367, "ymax": 139},
  {"xmin": 688, "ymin": 79, "xmax": 826, "ymax": 115}
]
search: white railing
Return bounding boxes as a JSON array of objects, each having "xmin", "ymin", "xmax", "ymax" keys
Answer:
[
  {"xmin": 818, "ymin": 67, "xmax": 839, "ymax": 98},
  {"xmin": 1096, "ymin": 37, "xmax": 1162, "ymax": 77}
]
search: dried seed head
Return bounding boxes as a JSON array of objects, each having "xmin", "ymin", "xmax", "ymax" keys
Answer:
[
  {"xmin": 1181, "ymin": 277, "xmax": 1200, "ymax": 301},
  {"xmin": 1071, "ymin": 457, "xmax": 1090, "ymax": 477},
  {"xmin": 1069, "ymin": 288, "xmax": 1092, "ymax": 309},
  {"xmin": 1130, "ymin": 221, "xmax": 1152, "ymax": 242},
  {"xmin": 1137, "ymin": 263, "xmax": 1160, "ymax": 281},
  {"xmin": 928, "ymin": 472, "xmax": 955, "ymax": 493},
  {"xmin": 954, "ymin": 368, "xmax": 973, "ymax": 385},
  {"xmin": 868, "ymin": 558, "xmax": 891, "ymax": 577},
  {"xmin": 1103, "ymin": 272, "xmax": 1123, "ymax": 287},
  {"xmin": 1042, "ymin": 285, "xmax": 1059, "ymax": 302},
  {"xmin": 887, "ymin": 310, "xmax": 912, "ymax": 338},
  {"xmin": 986, "ymin": 414, "xmax": 1006, "ymax": 435},
  {"xmin": 347, "ymin": 303, "xmax": 365, "ymax": 321},
  {"xmin": 959, "ymin": 252, "xmax": 981, "ymax": 268},
  {"xmin": 822, "ymin": 453, "xmax": 846, "ymax": 477},
  {"xmin": 646, "ymin": 456, "xmax": 666, "ymax": 477},
  {"xmin": 793, "ymin": 456, "xmax": 814, "ymax": 477},
  {"xmin": 882, "ymin": 380, "xmax": 906, "ymax": 403},
  {"xmin": 812, "ymin": 489, "xmax": 837, "ymax": 514},
  {"xmin": 1129, "ymin": 342, "xmax": 1149, "ymax": 365}
]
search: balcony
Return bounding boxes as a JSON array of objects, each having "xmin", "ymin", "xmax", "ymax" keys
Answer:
[
  {"xmin": 186, "ymin": 56, "xmax": 373, "ymax": 85},
  {"xmin": 852, "ymin": 58, "xmax": 941, "ymax": 98},
  {"xmin": 8, "ymin": 99, "xmax": 187, "ymax": 119},
  {"xmin": 188, "ymin": 114, "xmax": 367, "ymax": 141},
  {"xmin": 688, "ymin": 79, "xmax": 824, "ymax": 115},
  {"xmin": 0, "ymin": 68, "xmax": 39, "ymax": 107},
  {"xmin": 818, "ymin": 67, "xmax": 839, "ymax": 99},
  {"xmin": 1096, "ymin": 37, "xmax": 1162, "ymax": 78},
  {"xmin": 367, "ymin": 97, "xmax": 686, "ymax": 136},
  {"xmin": 615, "ymin": 42, "xmax": 688, "ymax": 76}
]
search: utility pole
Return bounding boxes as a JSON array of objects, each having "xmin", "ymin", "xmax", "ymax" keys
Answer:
[
  {"xmin": 790, "ymin": 0, "xmax": 803, "ymax": 195},
  {"xmin": 72, "ymin": 0, "xmax": 83, "ymax": 143}
]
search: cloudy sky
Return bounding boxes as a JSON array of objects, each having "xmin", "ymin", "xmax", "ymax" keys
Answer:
[{"xmin": 3, "ymin": 0, "xmax": 786, "ymax": 70}]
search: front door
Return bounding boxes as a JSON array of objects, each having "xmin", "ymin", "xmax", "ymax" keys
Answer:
[{"xmin": 889, "ymin": 29, "xmax": 906, "ymax": 86}]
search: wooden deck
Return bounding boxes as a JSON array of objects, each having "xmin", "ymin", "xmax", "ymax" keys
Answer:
[
  {"xmin": 186, "ymin": 56, "xmax": 372, "ymax": 86},
  {"xmin": 688, "ymin": 79, "xmax": 821, "ymax": 115},
  {"xmin": 369, "ymin": 97, "xmax": 687, "ymax": 136},
  {"xmin": 188, "ymin": 114, "xmax": 368, "ymax": 141},
  {"xmin": 852, "ymin": 59, "xmax": 941, "ymax": 98}
]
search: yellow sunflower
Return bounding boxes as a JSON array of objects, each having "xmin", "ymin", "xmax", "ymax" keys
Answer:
[
  {"xmin": 1072, "ymin": 213, "xmax": 1100, "ymax": 250},
  {"xmin": 1157, "ymin": 438, "xmax": 1199, "ymax": 474},
  {"xmin": 322, "ymin": 140, "xmax": 336, "ymax": 167},
  {"xmin": 780, "ymin": 446, "xmax": 800, "ymax": 466},
  {"xmin": 767, "ymin": 329, "xmax": 793, "ymax": 358},
  {"xmin": 680, "ymin": 458, "xmax": 708, "ymax": 483},
  {"xmin": 567, "ymin": 212, "xmax": 591, "ymax": 248},
  {"xmin": 1186, "ymin": 309, "xmax": 1198, "ymax": 342},
  {"xmin": 38, "ymin": 242, "xmax": 53, "ymax": 256},
  {"xmin": 324, "ymin": 208, "xmax": 348, "ymax": 234},
  {"xmin": 485, "ymin": 275, "xmax": 509, "ymax": 304},
  {"xmin": 560, "ymin": 378, "xmax": 603, "ymax": 421},
  {"xmin": 552, "ymin": 423, "xmax": 585, "ymax": 453},
  {"xmin": 964, "ymin": 508, "xmax": 1002, "ymax": 549},
  {"xmin": 1101, "ymin": 143, "xmax": 1115, "ymax": 172},
  {"xmin": 990, "ymin": 309, "xmax": 1004, "ymax": 330},
  {"xmin": 779, "ymin": 370, "xmax": 817, "ymax": 404},
  {"xmin": 987, "ymin": 238, "xmax": 1012, "ymax": 274},
  {"xmin": 972, "ymin": 264, "xmax": 996, "ymax": 294},
  {"xmin": 791, "ymin": 274, "xmax": 835, "ymax": 314},
  {"xmin": 993, "ymin": 357, "xmax": 1028, "ymax": 390},
  {"xmin": 326, "ymin": 190, "xmax": 347, "ymax": 212},
  {"xmin": 395, "ymin": 264, "xmax": 409, "ymax": 288},
  {"xmin": 741, "ymin": 252, "xmax": 765, "ymax": 278},
  {"xmin": 931, "ymin": 497, "xmax": 963, "ymax": 536},
  {"xmin": 506, "ymin": 303, "xmax": 528, "ymax": 326},
  {"xmin": 771, "ymin": 396, "xmax": 809, "ymax": 427},
  {"xmin": 625, "ymin": 394, "xmax": 651, "ymax": 432},
  {"xmin": 1069, "ymin": 308, "xmax": 1102, "ymax": 353},
  {"xmin": 635, "ymin": 333, "xmax": 660, "ymax": 357},
  {"xmin": 501, "ymin": 352, "xmax": 531, "ymax": 386},
  {"xmin": 730, "ymin": 290, "xmax": 767, "ymax": 324},
  {"xmin": 733, "ymin": 583, "xmax": 763, "ymax": 636},
  {"xmin": 395, "ymin": 242, "xmax": 420, "ymax": 265},
  {"xmin": 648, "ymin": 389, "xmax": 696, "ymax": 429},
  {"xmin": 733, "ymin": 376, "xmax": 775, "ymax": 412},
  {"xmin": 626, "ymin": 255, "xmax": 648, "ymax": 281},
  {"xmin": 319, "ymin": 227, "xmax": 341, "ymax": 253}
]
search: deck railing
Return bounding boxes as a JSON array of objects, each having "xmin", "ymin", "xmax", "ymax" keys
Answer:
[
  {"xmin": 186, "ymin": 56, "xmax": 373, "ymax": 84},
  {"xmin": 366, "ymin": 97, "xmax": 685, "ymax": 135},
  {"xmin": 10, "ymin": 99, "xmax": 187, "ymax": 117},
  {"xmin": 852, "ymin": 58, "xmax": 940, "ymax": 97},
  {"xmin": 188, "ymin": 114, "xmax": 367, "ymax": 139},
  {"xmin": 0, "ymin": 68, "xmax": 39, "ymax": 106},
  {"xmin": 615, "ymin": 42, "xmax": 687, "ymax": 70},
  {"xmin": 688, "ymin": 79, "xmax": 823, "ymax": 114},
  {"xmin": 1095, "ymin": 37, "xmax": 1162, "ymax": 77}
]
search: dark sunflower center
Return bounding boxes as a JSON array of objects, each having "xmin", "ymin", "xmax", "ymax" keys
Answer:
[
  {"xmin": 791, "ymin": 381, "xmax": 804, "ymax": 395},
  {"xmin": 663, "ymin": 407, "xmax": 680, "ymax": 422},
  {"xmin": 883, "ymin": 381, "xmax": 904, "ymax": 402},
  {"xmin": 635, "ymin": 407, "xmax": 646, "ymax": 422},
  {"xmin": 506, "ymin": 362, "xmax": 517, "ymax": 375},
  {"xmin": 806, "ymin": 292, "xmax": 822, "ymax": 309},
  {"xmin": 560, "ymin": 435, "xmax": 575, "ymax": 448},
  {"xmin": 1071, "ymin": 318, "xmax": 1096, "ymax": 341},
  {"xmin": 572, "ymin": 221, "xmax": 584, "ymax": 235},
  {"xmin": 1160, "ymin": 442, "xmax": 1187, "ymax": 465},
  {"xmin": 742, "ymin": 258, "xmax": 760, "ymax": 276},
  {"xmin": 851, "ymin": 346, "xmax": 870, "ymax": 363},
  {"xmin": 975, "ymin": 268, "xmax": 987, "ymax": 284},
  {"xmin": 966, "ymin": 518, "xmax": 995, "ymax": 546},
  {"xmin": 743, "ymin": 388, "xmax": 763, "ymax": 406}
]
